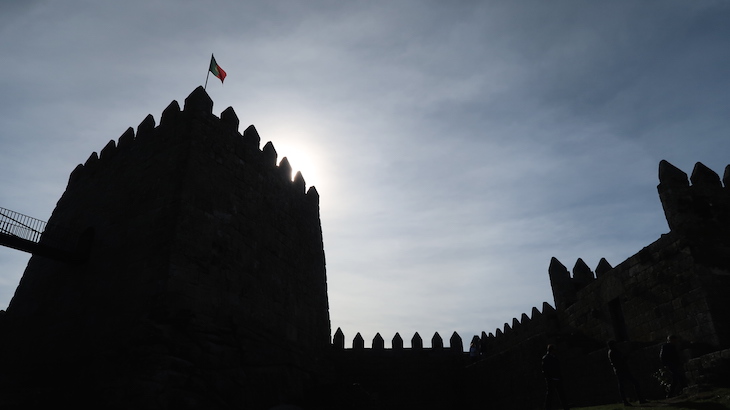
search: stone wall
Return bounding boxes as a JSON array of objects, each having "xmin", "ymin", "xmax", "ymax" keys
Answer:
[
  {"xmin": 585, "ymin": 242, "xmax": 720, "ymax": 343},
  {"xmin": 685, "ymin": 348, "xmax": 730, "ymax": 388},
  {"xmin": 548, "ymin": 161, "xmax": 730, "ymax": 352},
  {"xmin": 0, "ymin": 87, "xmax": 329, "ymax": 409}
]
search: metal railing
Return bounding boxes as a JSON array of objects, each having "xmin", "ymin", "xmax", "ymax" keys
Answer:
[
  {"xmin": 0, "ymin": 206, "xmax": 47, "ymax": 243},
  {"xmin": 0, "ymin": 206, "xmax": 90, "ymax": 263}
]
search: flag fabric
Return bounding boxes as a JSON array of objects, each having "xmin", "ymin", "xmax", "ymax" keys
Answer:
[{"xmin": 209, "ymin": 55, "xmax": 227, "ymax": 83}]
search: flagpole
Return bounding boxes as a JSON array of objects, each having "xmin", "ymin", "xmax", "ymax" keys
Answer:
[{"xmin": 204, "ymin": 70, "xmax": 210, "ymax": 90}]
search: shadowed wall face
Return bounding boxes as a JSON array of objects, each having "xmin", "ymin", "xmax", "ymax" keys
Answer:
[{"xmin": 0, "ymin": 87, "xmax": 330, "ymax": 409}]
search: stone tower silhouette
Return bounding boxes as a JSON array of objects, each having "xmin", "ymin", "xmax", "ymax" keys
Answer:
[{"xmin": 0, "ymin": 87, "xmax": 330, "ymax": 409}]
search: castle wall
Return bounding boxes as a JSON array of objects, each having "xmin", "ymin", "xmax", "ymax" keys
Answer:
[
  {"xmin": 551, "ymin": 161, "xmax": 730, "ymax": 351},
  {"xmin": 526, "ymin": 161, "xmax": 730, "ymax": 407},
  {"xmin": 327, "ymin": 330, "xmax": 469, "ymax": 409},
  {"xmin": 559, "ymin": 234, "xmax": 723, "ymax": 347},
  {"xmin": 0, "ymin": 87, "xmax": 329, "ymax": 409},
  {"xmin": 328, "ymin": 161, "xmax": 730, "ymax": 409}
]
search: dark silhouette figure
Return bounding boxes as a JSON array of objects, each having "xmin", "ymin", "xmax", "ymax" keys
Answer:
[
  {"xmin": 542, "ymin": 344, "xmax": 570, "ymax": 410},
  {"xmin": 660, "ymin": 335, "xmax": 686, "ymax": 397},
  {"xmin": 607, "ymin": 340, "xmax": 647, "ymax": 407}
]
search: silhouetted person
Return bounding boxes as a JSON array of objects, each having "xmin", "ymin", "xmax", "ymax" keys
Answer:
[
  {"xmin": 542, "ymin": 344, "xmax": 570, "ymax": 410},
  {"xmin": 607, "ymin": 340, "xmax": 646, "ymax": 407},
  {"xmin": 660, "ymin": 335, "xmax": 685, "ymax": 397}
]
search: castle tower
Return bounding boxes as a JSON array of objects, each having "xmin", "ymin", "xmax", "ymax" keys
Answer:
[{"xmin": 0, "ymin": 87, "xmax": 330, "ymax": 409}]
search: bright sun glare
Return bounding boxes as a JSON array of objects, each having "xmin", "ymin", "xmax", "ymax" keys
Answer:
[{"xmin": 273, "ymin": 139, "xmax": 322, "ymax": 191}]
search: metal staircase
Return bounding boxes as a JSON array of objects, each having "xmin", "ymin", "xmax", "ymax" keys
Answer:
[{"xmin": 0, "ymin": 207, "xmax": 89, "ymax": 263}]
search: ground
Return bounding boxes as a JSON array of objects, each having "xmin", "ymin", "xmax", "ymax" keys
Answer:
[{"xmin": 575, "ymin": 387, "xmax": 730, "ymax": 410}]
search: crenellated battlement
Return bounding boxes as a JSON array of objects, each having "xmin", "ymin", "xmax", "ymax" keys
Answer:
[
  {"xmin": 332, "ymin": 301, "xmax": 558, "ymax": 355},
  {"xmin": 67, "ymin": 86, "xmax": 316, "ymax": 201},
  {"xmin": 542, "ymin": 160, "xmax": 730, "ymax": 346},
  {"xmin": 548, "ymin": 161, "xmax": 730, "ymax": 313},
  {"xmin": 548, "ymin": 256, "xmax": 609, "ymax": 310},
  {"xmin": 332, "ymin": 328, "xmax": 465, "ymax": 352},
  {"xmin": 481, "ymin": 301, "xmax": 558, "ymax": 353},
  {"xmin": 658, "ymin": 160, "xmax": 730, "ymax": 237}
]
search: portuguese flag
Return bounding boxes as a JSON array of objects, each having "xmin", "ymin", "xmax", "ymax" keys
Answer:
[{"xmin": 209, "ymin": 54, "xmax": 227, "ymax": 83}]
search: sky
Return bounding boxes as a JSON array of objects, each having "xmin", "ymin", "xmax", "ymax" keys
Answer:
[{"xmin": 1, "ymin": 0, "xmax": 729, "ymax": 350}]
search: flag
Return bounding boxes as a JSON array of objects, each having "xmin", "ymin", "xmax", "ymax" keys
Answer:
[{"xmin": 209, "ymin": 54, "xmax": 227, "ymax": 83}]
